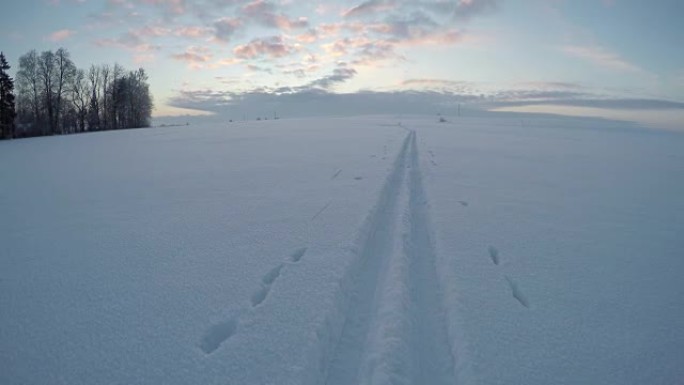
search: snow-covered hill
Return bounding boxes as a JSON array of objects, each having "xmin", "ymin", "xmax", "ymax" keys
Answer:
[{"xmin": 1, "ymin": 115, "xmax": 683, "ymax": 385}]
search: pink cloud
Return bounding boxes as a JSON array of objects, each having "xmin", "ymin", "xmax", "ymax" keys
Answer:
[
  {"xmin": 233, "ymin": 36, "xmax": 298, "ymax": 59},
  {"xmin": 135, "ymin": 25, "xmax": 171, "ymax": 38},
  {"xmin": 175, "ymin": 26, "xmax": 210, "ymax": 38},
  {"xmin": 295, "ymin": 30, "xmax": 317, "ymax": 43},
  {"xmin": 171, "ymin": 46, "xmax": 213, "ymax": 67},
  {"xmin": 211, "ymin": 57, "xmax": 240, "ymax": 68},
  {"xmin": 401, "ymin": 29, "xmax": 467, "ymax": 46},
  {"xmin": 323, "ymin": 36, "xmax": 402, "ymax": 65},
  {"xmin": 47, "ymin": 29, "xmax": 75, "ymax": 42},
  {"xmin": 561, "ymin": 44, "xmax": 641, "ymax": 72}
]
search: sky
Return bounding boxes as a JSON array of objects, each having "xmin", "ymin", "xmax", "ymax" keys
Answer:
[{"xmin": 1, "ymin": 0, "xmax": 683, "ymax": 129}]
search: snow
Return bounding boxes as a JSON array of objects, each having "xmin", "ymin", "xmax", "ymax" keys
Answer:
[{"xmin": 1, "ymin": 115, "xmax": 683, "ymax": 385}]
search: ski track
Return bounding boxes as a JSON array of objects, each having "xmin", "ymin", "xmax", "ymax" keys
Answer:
[
  {"xmin": 403, "ymin": 132, "xmax": 457, "ymax": 385},
  {"xmin": 323, "ymin": 130, "xmax": 456, "ymax": 385}
]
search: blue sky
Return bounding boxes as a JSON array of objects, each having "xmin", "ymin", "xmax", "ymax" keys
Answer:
[{"xmin": 1, "ymin": 0, "xmax": 683, "ymax": 129}]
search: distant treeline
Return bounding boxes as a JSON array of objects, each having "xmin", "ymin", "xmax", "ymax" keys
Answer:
[{"xmin": 0, "ymin": 48, "xmax": 152, "ymax": 139}]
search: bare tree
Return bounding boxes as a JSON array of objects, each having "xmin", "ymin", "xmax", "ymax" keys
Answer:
[
  {"xmin": 87, "ymin": 64, "xmax": 101, "ymax": 130},
  {"xmin": 54, "ymin": 48, "xmax": 76, "ymax": 134},
  {"xmin": 108, "ymin": 63, "xmax": 124, "ymax": 129},
  {"xmin": 71, "ymin": 69, "xmax": 89, "ymax": 133},
  {"xmin": 100, "ymin": 64, "xmax": 110, "ymax": 130},
  {"xmin": 131, "ymin": 68, "xmax": 153, "ymax": 128},
  {"xmin": 15, "ymin": 49, "xmax": 153, "ymax": 136},
  {"xmin": 38, "ymin": 50, "xmax": 56, "ymax": 135},
  {"xmin": 16, "ymin": 50, "xmax": 42, "ymax": 134}
]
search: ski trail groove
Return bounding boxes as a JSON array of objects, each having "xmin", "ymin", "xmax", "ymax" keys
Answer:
[
  {"xmin": 403, "ymin": 132, "xmax": 457, "ymax": 385},
  {"xmin": 323, "ymin": 131, "xmax": 456, "ymax": 385},
  {"xmin": 324, "ymin": 132, "xmax": 412, "ymax": 385}
]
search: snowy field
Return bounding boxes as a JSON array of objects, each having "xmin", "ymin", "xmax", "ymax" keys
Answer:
[{"xmin": 1, "ymin": 115, "xmax": 683, "ymax": 385}]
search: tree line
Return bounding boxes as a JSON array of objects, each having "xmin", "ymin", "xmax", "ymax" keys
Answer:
[{"xmin": 0, "ymin": 48, "xmax": 153, "ymax": 140}]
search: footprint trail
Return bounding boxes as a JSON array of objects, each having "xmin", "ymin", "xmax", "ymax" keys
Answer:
[{"xmin": 200, "ymin": 247, "xmax": 308, "ymax": 354}]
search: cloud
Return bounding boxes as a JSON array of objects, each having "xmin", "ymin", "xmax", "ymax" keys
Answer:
[
  {"xmin": 343, "ymin": 0, "xmax": 397, "ymax": 18},
  {"xmin": 85, "ymin": 0, "xmax": 492, "ymax": 71},
  {"xmin": 212, "ymin": 57, "xmax": 241, "ymax": 67},
  {"xmin": 402, "ymin": 29, "xmax": 466, "ymax": 45},
  {"xmin": 277, "ymin": 57, "xmax": 321, "ymax": 78},
  {"xmin": 240, "ymin": 0, "xmax": 309, "ymax": 30},
  {"xmin": 213, "ymin": 17, "xmax": 242, "ymax": 42},
  {"xmin": 561, "ymin": 44, "xmax": 642, "ymax": 72},
  {"xmin": 401, "ymin": 79, "xmax": 472, "ymax": 92},
  {"xmin": 370, "ymin": 11, "xmax": 438, "ymax": 40},
  {"xmin": 175, "ymin": 26, "xmax": 211, "ymax": 38},
  {"xmin": 342, "ymin": 0, "xmax": 501, "ymax": 22},
  {"xmin": 171, "ymin": 46, "xmax": 213, "ymax": 67},
  {"xmin": 135, "ymin": 25, "xmax": 171, "ymax": 38},
  {"xmin": 353, "ymin": 41, "xmax": 402, "ymax": 64},
  {"xmin": 320, "ymin": 7, "xmax": 473, "ymax": 66},
  {"xmin": 489, "ymin": 97, "xmax": 684, "ymax": 110},
  {"xmin": 48, "ymin": 0, "xmax": 87, "ymax": 6},
  {"xmin": 94, "ymin": 32, "xmax": 161, "ymax": 53},
  {"xmin": 295, "ymin": 29, "xmax": 318, "ymax": 43},
  {"xmin": 134, "ymin": 53, "xmax": 156, "ymax": 64},
  {"xmin": 47, "ymin": 29, "xmax": 75, "ymax": 42},
  {"xmin": 323, "ymin": 36, "xmax": 401, "ymax": 62},
  {"xmin": 514, "ymin": 81, "xmax": 584, "ymax": 90},
  {"xmin": 140, "ymin": 0, "xmax": 187, "ymax": 16},
  {"xmin": 306, "ymin": 65, "xmax": 358, "ymax": 89},
  {"xmin": 233, "ymin": 36, "xmax": 298, "ymax": 59},
  {"xmin": 166, "ymin": 76, "xmax": 684, "ymax": 122},
  {"xmin": 452, "ymin": 0, "xmax": 500, "ymax": 20},
  {"xmin": 168, "ymin": 88, "xmax": 476, "ymax": 118},
  {"xmin": 247, "ymin": 64, "xmax": 273, "ymax": 74}
]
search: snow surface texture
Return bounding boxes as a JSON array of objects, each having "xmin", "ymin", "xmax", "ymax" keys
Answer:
[{"xmin": 1, "ymin": 115, "xmax": 683, "ymax": 385}]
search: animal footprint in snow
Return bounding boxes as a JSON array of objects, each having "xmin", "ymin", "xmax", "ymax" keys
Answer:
[
  {"xmin": 252, "ymin": 247, "xmax": 307, "ymax": 306},
  {"xmin": 488, "ymin": 246, "xmax": 499, "ymax": 265},
  {"xmin": 505, "ymin": 276, "xmax": 530, "ymax": 308},
  {"xmin": 199, "ymin": 317, "xmax": 239, "ymax": 354},
  {"xmin": 200, "ymin": 247, "xmax": 308, "ymax": 353},
  {"xmin": 289, "ymin": 247, "xmax": 307, "ymax": 262}
]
